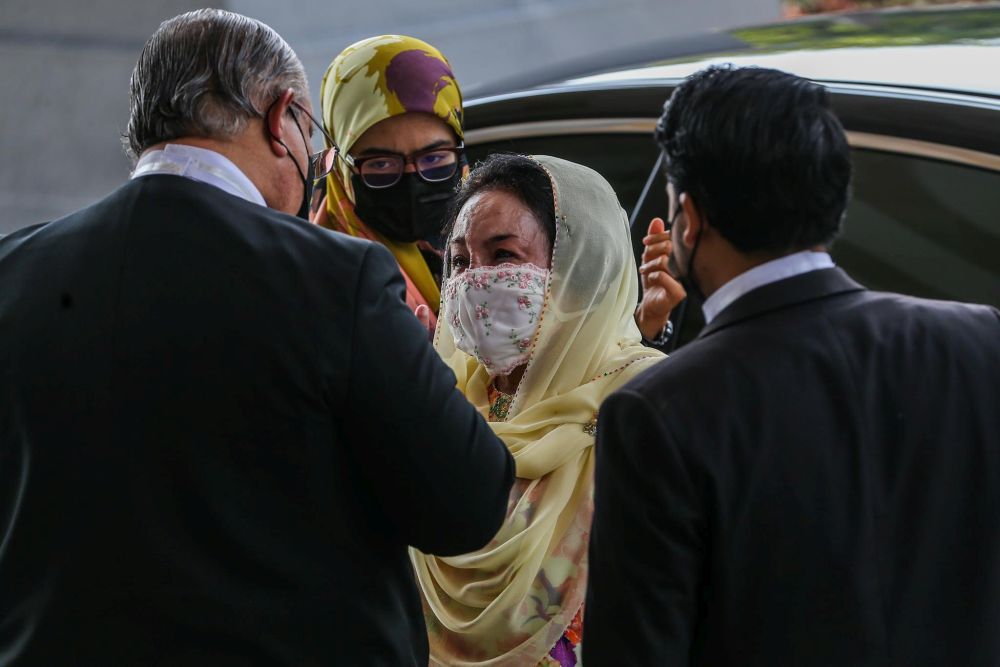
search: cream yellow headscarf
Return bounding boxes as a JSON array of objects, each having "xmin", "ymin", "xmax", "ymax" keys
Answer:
[
  {"xmin": 412, "ymin": 156, "xmax": 664, "ymax": 664},
  {"xmin": 315, "ymin": 35, "xmax": 465, "ymax": 315}
]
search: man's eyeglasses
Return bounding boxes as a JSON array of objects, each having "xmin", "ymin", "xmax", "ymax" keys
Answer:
[
  {"xmin": 343, "ymin": 144, "xmax": 465, "ymax": 189},
  {"xmin": 287, "ymin": 102, "xmax": 340, "ymax": 181}
]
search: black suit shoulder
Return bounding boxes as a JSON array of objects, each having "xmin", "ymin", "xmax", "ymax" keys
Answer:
[
  {"xmin": 623, "ymin": 285, "xmax": 1000, "ymax": 401},
  {"xmin": 851, "ymin": 288, "xmax": 1000, "ymax": 334},
  {"xmin": 132, "ymin": 173, "xmax": 377, "ymax": 261},
  {"xmin": 589, "ymin": 274, "xmax": 1000, "ymax": 666},
  {"xmin": 2, "ymin": 174, "xmax": 510, "ymax": 665}
]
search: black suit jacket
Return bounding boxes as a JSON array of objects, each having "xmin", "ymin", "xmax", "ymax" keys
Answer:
[
  {"xmin": 0, "ymin": 175, "xmax": 514, "ymax": 666},
  {"xmin": 585, "ymin": 267, "xmax": 1000, "ymax": 666}
]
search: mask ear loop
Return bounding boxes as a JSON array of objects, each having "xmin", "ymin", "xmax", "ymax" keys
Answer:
[
  {"xmin": 675, "ymin": 193, "xmax": 704, "ymax": 302},
  {"xmin": 264, "ymin": 98, "xmax": 309, "ymax": 183},
  {"xmin": 281, "ymin": 121, "xmax": 313, "ymax": 219},
  {"xmin": 662, "ymin": 185, "xmax": 700, "ymax": 353},
  {"xmin": 284, "ymin": 108, "xmax": 311, "ymax": 184},
  {"xmin": 265, "ymin": 100, "xmax": 313, "ymax": 220}
]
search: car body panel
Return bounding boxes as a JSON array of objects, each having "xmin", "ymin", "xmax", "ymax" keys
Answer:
[{"xmin": 462, "ymin": 5, "xmax": 1000, "ymax": 345}]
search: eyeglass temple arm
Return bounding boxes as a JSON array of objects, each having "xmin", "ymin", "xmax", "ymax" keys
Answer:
[{"xmin": 291, "ymin": 101, "xmax": 344, "ymax": 158}]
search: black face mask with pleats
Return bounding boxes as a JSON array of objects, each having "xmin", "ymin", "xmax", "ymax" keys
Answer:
[{"xmin": 352, "ymin": 171, "xmax": 460, "ymax": 243}]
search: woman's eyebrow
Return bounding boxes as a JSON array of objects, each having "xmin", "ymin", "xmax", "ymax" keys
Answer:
[
  {"xmin": 419, "ymin": 139, "xmax": 452, "ymax": 152},
  {"xmin": 357, "ymin": 139, "xmax": 453, "ymax": 157},
  {"xmin": 357, "ymin": 146, "xmax": 397, "ymax": 156},
  {"xmin": 450, "ymin": 233, "xmax": 518, "ymax": 247}
]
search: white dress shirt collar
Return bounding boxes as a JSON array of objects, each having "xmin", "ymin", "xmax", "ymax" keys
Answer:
[
  {"xmin": 130, "ymin": 143, "xmax": 266, "ymax": 207},
  {"xmin": 702, "ymin": 250, "xmax": 836, "ymax": 324}
]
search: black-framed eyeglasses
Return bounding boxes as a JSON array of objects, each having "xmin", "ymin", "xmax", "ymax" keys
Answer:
[
  {"xmin": 287, "ymin": 102, "xmax": 341, "ymax": 181},
  {"xmin": 343, "ymin": 144, "xmax": 465, "ymax": 189}
]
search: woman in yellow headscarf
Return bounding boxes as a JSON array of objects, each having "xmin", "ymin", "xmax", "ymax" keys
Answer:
[
  {"xmin": 412, "ymin": 153, "xmax": 672, "ymax": 665},
  {"xmin": 313, "ymin": 35, "xmax": 467, "ymax": 326}
]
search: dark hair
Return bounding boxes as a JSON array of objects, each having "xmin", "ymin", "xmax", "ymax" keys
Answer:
[
  {"xmin": 655, "ymin": 65, "xmax": 851, "ymax": 254},
  {"xmin": 444, "ymin": 153, "xmax": 556, "ymax": 260},
  {"xmin": 124, "ymin": 9, "xmax": 307, "ymax": 160}
]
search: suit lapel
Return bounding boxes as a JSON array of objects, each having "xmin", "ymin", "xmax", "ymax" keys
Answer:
[{"xmin": 698, "ymin": 267, "xmax": 865, "ymax": 339}]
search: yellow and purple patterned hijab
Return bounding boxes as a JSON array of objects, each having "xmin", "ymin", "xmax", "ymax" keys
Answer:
[{"xmin": 315, "ymin": 36, "xmax": 465, "ymax": 316}]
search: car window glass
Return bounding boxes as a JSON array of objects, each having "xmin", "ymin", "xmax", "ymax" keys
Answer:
[
  {"xmin": 467, "ymin": 136, "xmax": 1000, "ymax": 351},
  {"xmin": 836, "ymin": 150, "xmax": 1000, "ymax": 309},
  {"xmin": 467, "ymin": 133, "xmax": 661, "ymax": 283},
  {"xmin": 466, "ymin": 134, "xmax": 659, "ymax": 222}
]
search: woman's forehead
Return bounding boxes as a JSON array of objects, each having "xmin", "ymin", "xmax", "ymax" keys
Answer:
[
  {"xmin": 452, "ymin": 190, "xmax": 543, "ymax": 243},
  {"xmin": 352, "ymin": 112, "xmax": 454, "ymax": 154}
]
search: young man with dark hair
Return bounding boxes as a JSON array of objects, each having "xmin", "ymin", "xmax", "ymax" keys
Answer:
[{"xmin": 585, "ymin": 65, "xmax": 1000, "ymax": 666}]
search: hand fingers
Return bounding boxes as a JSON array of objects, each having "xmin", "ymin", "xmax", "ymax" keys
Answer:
[
  {"xmin": 641, "ymin": 239, "xmax": 672, "ymax": 265},
  {"xmin": 642, "ymin": 230, "xmax": 672, "ymax": 246},
  {"xmin": 640, "ymin": 255, "xmax": 672, "ymax": 276},
  {"xmin": 414, "ymin": 304, "xmax": 432, "ymax": 332},
  {"xmin": 646, "ymin": 270, "xmax": 687, "ymax": 304},
  {"xmin": 640, "ymin": 254, "xmax": 672, "ymax": 292},
  {"xmin": 646, "ymin": 217, "xmax": 665, "ymax": 237}
]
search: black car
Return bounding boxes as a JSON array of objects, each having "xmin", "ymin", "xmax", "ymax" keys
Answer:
[{"xmin": 463, "ymin": 4, "xmax": 1000, "ymax": 346}]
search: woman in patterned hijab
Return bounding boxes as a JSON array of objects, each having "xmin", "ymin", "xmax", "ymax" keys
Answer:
[
  {"xmin": 313, "ymin": 35, "xmax": 467, "ymax": 326},
  {"xmin": 412, "ymin": 154, "xmax": 669, "ymax": 665}
]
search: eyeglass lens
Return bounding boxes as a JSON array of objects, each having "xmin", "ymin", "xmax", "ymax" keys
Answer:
[
  {"xmin": 310, "ymin": 148, "xmax": 338, "ymax": 180},
  {"xmin": 359, "ymin": 150, "xmax": 459, "ymax": 188}
]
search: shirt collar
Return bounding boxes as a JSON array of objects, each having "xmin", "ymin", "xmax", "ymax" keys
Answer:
[
  {"xmin": 702, "ymin": 250, "xmax": 836, "ymax": 325},
  {"xmin": 131, "ymin": 143, "xmax": 266, "ymax": 207}
]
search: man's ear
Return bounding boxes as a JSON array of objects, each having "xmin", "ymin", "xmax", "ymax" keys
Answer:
[
  {"xmin": 680, "ymin": 192, "xmax": 704, "ymax": 247},
  {"xmin": 266, "ymin": 88, "xmax": 296, "ymax": 158}
]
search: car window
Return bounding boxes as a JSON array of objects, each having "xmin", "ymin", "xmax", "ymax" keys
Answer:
[
  {"xmin": 466, "ymin": 134, "xmax": 660, "ymax": 222},
  {"xmin": 836, "ymin": 150, "xmax": 1000, "ymax": 309},
  {"xmin": 467, "ymin": 135, "xmax": 1000, "ymax": 351}
]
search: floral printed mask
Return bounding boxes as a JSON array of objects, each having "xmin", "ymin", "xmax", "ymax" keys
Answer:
[{"xmin": 443, "ymin": 263, "xmax": 549, "ymax": 376}]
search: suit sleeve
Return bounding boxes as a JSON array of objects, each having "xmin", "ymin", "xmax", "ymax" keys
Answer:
[
  {"xmin": 584, "ymin": 388, "xmax": 705, "ymax": 665},
  {"xmin": 344, "ymin": 243, "xmax": 514, "ymax": 556}
]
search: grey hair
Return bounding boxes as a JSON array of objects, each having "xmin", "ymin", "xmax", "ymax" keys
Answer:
[{"xmin": 123, "ymin": 8, "xmax": 308, "ymax": 160}]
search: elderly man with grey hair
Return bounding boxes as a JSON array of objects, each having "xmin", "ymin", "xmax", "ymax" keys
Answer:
[{"xmin": 0, "ymin": 9, "xmax": 513, "ymax": 666}]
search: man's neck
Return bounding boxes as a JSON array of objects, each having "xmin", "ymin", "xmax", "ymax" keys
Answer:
[
  {"xmin": 699, "ymin": 248, "xmax": 835, "ymax": 325},
  {"xmin": 698, "ymin": 238, "xmax": 828, "ymax": 300},
  {"xmin": 143, "ymin": 136, "xmax": 250, "ymax": 178},
  {"xmin": 698, "ymin": 248, "xmax": 780, "ymax": 300},
  {"xmin": 140, "ymin": 123, "xmax": 275, "ymax": 207}
]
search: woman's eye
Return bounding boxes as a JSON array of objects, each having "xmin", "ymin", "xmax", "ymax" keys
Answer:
[
  {"xmin": 418, "ymin": 151, "xmax": 453, "ymax": 168},
  {"xmin": 365, "ymin": 158, "xmax": 398, "ymax": 172},
  {"xmin": 494, "ymin": 249, "xmax": 515, "ymax": 261},
  {"xmin": 451, "ymin": 255, "xmax": 470, "ymax": 269}
]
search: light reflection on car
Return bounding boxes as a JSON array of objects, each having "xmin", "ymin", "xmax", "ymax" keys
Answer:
[{"xmin": 463, "ymin": 4, "xmax": 1000, "ymax": 347}]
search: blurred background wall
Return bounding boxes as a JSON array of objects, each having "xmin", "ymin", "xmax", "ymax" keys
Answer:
[{"xmin": 0, "ymin": 0, "xmax": 781, "ymax": 234}]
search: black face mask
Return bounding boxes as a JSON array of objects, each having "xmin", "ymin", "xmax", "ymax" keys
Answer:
[
  {"xmin": 667, "ymin": 199, "xmax": 705, "ymax": 307},
  {"xmin": 288, "ymin": 119, "xmax": 314, "ymax": 220},
  {"xmin": 272, "ymin": 144, "xmax": 313, "ymax": 220},
  {"xmin": 676, "ymin": 232, "xmax": 705, "ymax": 308},
  {"xmin": 352, "ymin": 171, "xmax": 459, "ymax": 244},
  {"xmin": 269, "ymin": 109, "xmax": 314, "ymax": 221},
  {"xmin": 296, "ymin": 157, "xmax": 314, "ymax": 221}
]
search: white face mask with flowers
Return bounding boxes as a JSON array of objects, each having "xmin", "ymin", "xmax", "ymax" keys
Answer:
[{"xmin": 443, "ymin": 263, "xmax": 549, "ymax": 377}]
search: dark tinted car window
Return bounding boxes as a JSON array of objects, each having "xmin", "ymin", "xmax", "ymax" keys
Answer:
[
  {"xmin": 836, "ymin": 150, "xmax": 1000, "ymax": 309},
  {"xmin": 467, "ymin": 136, "xmax": 1000, "ymax": 350},
  {"xmin": 466, "ymin": 134, "xmax": 660, "ymax": 221}
]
